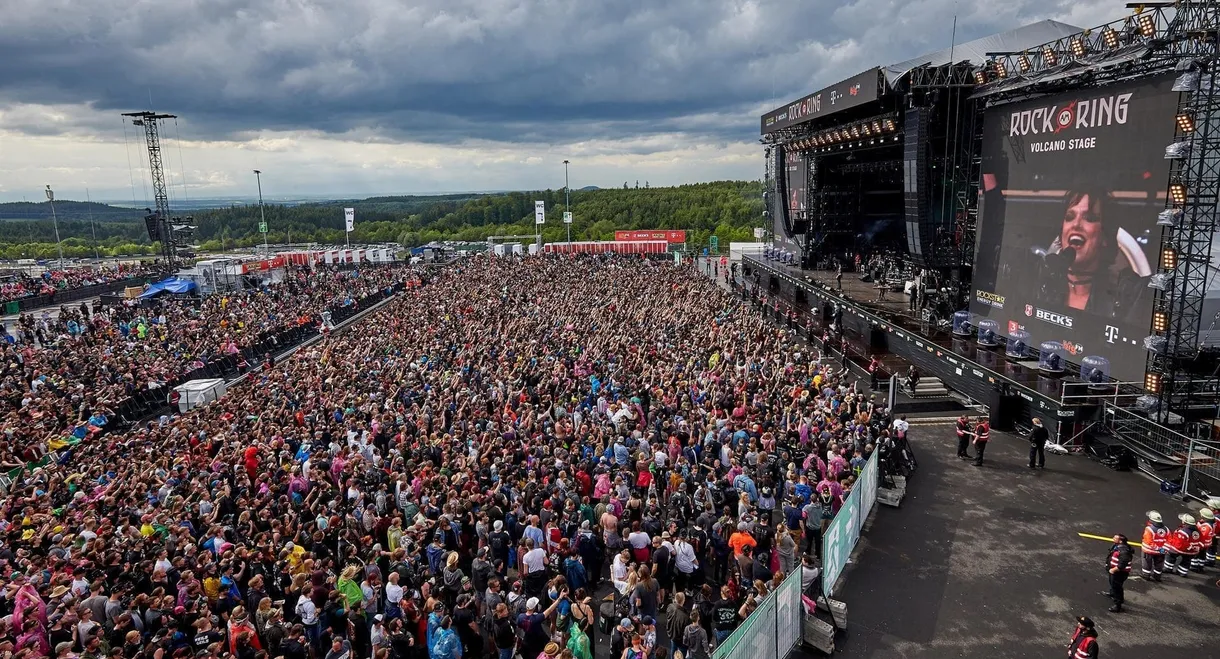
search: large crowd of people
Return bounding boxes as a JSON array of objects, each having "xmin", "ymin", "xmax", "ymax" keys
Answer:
[
  {"xmin": 0, "ymin": 265, "xmax": 164, "ymax": 305},
  {"xmin": 0, "ymin": 265, "xmax": 419, "ymax": 482},
  {"xmin": 0, "ymin": 254, "xmax": 891, "ymax": 659}
]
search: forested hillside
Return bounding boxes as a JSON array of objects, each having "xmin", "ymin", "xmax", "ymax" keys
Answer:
[{"xmin": 0, "ymin": 181, "xmax": 765, "ymax": 257}]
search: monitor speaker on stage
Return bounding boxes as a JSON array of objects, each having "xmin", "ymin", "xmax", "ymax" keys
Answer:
[{"xmin": 903, "ymin": 107, "xmax": 930, "ymax": 266}]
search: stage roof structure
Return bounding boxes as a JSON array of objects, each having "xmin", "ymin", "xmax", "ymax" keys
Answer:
[{"xmin": 883, "ymin": 20, "xmax": 1081, "ymax": 84}]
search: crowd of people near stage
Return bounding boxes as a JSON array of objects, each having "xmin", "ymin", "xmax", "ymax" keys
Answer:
[
  {"xmin": 0, "ymin": 264, "xmax": 164, "ymax": 304},
  {"xmin": 0, "ymin": 254, "xmax": 891, "ymax": 659},
  {"xmin": 0, "ymin": 265, "xmax": 418, "ymax": 482}
]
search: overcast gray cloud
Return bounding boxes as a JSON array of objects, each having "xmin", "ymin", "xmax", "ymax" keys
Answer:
[{"xmin": 0, "ymin": 0, "xmax": 1122, "ymax": 200}]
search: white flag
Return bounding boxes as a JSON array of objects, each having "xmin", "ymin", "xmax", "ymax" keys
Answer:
[
  {"xmin": 344, "ymin": 208, "xmax": 355, "ymax": 233},
  {"xmin": 534, "ymin": 201, "xmax": 545, "ymax": 225}
]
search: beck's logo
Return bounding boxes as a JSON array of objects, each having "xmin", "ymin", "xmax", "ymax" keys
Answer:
[
  {"xmin": 1025, "ymin": 304, "xmax": 1034, "ymax": 316},
  {"xmin": 1034, "ymin": 308, "xmax": 1074, "ymax": 328}
]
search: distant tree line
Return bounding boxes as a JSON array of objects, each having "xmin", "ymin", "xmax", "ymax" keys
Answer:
[{"xmin": 0, "ymin": 181, "xmax": 766, "ymax": 255}]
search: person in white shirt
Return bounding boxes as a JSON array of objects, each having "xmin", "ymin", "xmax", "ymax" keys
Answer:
[
  {"xmin": 673, "ymin": 535, "xmax": 698, "ymax": 592},
  {"xmin": 891, "ymin": 415, "xmax": 910, "ymax": 438},
  {"xmin": 611, "ymin": 549, "xmax": 632, "ymax": 594},
  {"xmin": 385, "ymin": 572, "xmax": 404, "ymax": 617}
]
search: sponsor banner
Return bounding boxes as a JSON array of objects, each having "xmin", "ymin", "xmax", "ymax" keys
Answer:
[
  {"xmin": 975, "ymin": 289, "xmax": 1006, "ymax": 309},
  {"xmin": 761, "ymin": 68, "xmax": 881, "ymax": 134},
  {"xmin": 614, "ymin": 229, "xmax": 687, "ymax": 243},
  {"xmin": 970, "ymin": 75, "xmax": 1176, "ymax": 384},
  {"xmin": 823, "ymin": 450, "xmax": 879, "ymax": 597}
]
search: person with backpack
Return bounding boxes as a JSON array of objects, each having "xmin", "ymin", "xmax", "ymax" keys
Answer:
[{"xmin": 488, "ymin": 521, "xmax": 512, "ymax": 577}]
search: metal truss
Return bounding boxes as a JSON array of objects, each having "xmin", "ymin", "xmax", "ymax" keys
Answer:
[
  {"xmin": 978, "ymin": 5, "xmax": 1181, "ymax": 91},
  {"xmin": 1151, "ymin": 63, "xmax": 1220, "ymax": 408},
  {"xmin": 908, "ymin": 63, "xmax": 979, "ymax": 89}
]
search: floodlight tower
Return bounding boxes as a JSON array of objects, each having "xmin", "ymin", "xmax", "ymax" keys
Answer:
[{"xmin": 123, "ymin": 110, "xmax": 179, "ymax": 265}]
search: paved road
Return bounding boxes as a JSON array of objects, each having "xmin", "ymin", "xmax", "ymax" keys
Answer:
[{"xmin": 835, "ymin": 425, "xmax": 1217, "ymax": 659}]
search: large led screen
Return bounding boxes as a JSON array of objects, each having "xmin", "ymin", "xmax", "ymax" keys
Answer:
[{"xmin": 971, "ymin": 75, "xmax": 1178, "ymax": 383}]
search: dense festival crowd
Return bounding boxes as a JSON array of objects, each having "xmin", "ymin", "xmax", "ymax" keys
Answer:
[
  {"xmin": 0, "ymin": 265, "xmax": 164, "ymax": 305},
  {"xmin": 0, "ymin": 254, "xmax": 890, "ymax": 659},
  {"xmin": 0, "ymin": 265, "xmax": 418, "ymax": 480}
]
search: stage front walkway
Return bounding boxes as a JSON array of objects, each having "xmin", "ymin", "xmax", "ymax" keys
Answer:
[{"xmin": 836, "ymin": 425, "xmax": 1217, "ymax": 659}]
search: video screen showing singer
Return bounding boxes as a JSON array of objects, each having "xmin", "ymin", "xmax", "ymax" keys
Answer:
[{"xmin": 1033, "ymin": 188, "xmax": 1152, "ymax": 321}]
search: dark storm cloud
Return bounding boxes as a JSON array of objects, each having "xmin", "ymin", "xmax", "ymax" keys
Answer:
[{"xmin": 0, "ymin": 0, "xmax": 1104, "ymax": 145}]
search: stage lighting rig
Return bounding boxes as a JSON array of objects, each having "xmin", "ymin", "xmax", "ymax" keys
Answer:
[{"xmin": 1070, "ymin": 36, "xmax": 1086, "ymax": 57}]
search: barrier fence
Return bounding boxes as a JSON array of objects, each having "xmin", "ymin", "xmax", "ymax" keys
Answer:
[
  {"xmin": 110, "ymin": 279, "xmax": 412, "ymax": 425},
  {"xmin": 712, "ymin": 564, "xmax": 806, "ymax": 659},
  {"xmin": 3, "ymin": 274, "xmax": 170, "ymax": 314},
  {"xmin": 822, "ymin": 448, "xmax": 880, "ymax": 597},
  {"xmin": 1104, "ymin": 403, "xmax": 1220, "ymax": 499}
]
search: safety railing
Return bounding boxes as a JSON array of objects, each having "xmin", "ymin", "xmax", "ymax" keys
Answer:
[
  {"xmin": 1103, "ymin": 403, "xmax": 1220, "ymax": 499},
  {"xmin": 712, "ymin": 564, "xmax": 807, "ymax": 659}
]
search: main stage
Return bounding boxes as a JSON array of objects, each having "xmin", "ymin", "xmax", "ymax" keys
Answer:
[{"xmin": 744, "ymin": 254, "xmax": 1122, "ymax": 440}]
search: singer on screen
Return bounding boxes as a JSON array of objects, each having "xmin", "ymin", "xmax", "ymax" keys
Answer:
[{"xmin": 1034, "ymin": 188, "xmax": 1152, "ymax": 318}]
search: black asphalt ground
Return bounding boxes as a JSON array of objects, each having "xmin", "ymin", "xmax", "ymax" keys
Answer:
[{"xmin": 834, "ymin": 424, "xmax": 1219, "ymax": 659}]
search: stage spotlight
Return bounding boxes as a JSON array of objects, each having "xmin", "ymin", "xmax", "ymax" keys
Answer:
[
  {"xmin": 1102, "ymin": 27, "xmax": 1119, "ymax": 49},
  {"xmin": 1070, "ymin": 37, "xmax": 1086, "ymax": 57},
  {"xmin": 1173, "ymin": 70, "xmax": 1200, "ymax": 92},
  {"xmin": 1164, "ymin": 140, "xmax": 1191, "ymax": 159},
  {"xmin": 1176, "ymin": 111, "xmax": 1196, "ymax": 132},
  {"xmin": 1143, "ymin": 371, "xmax": 1161, "ymax": 393},
  {"xmin": 850, "ymin": 126, "xmax": 860, "ymax": 139},
  {"xmin": 1138, "ymin": 13, "xmax": 1155, "ymax": 38},
  {"xmin": 1043, "ymin": 46, "xmax": 1058, "ymax": 66},
  {"xmin": 1161, "ymin": 246, "xmax": 1178, "ymax": 269},
  {"xmin": 861, "ymin": 123, "xmax": 872, "ymax": 136},
  {"xmin": 1169, "ymin": 183, "xmax": 1187, "ymax": 205},
  {"xmin": 974, "ymin": 69, "xmax": 987, "ymax": 85},
  {"xmin": 1157, "ymin": 208, "xmax": 1183, "ymax": 226},
  {"xmin": 1153, "ymin": 311, "xmax": 1169, "ymax": 333},
  {"xmin": 871, "ymin": 120, "xmax": 881, "ymax": 133},
  {"xmin": 992, "ymin": 60, "xmax": 1006, "ymax": 78},
  {"xmin": 883, "ymin": 119, "xmax": 895, "ymax": 132},
  {"xmin": 1018, "ymin": 54, "xmax": 1031, "ymax": 73}
]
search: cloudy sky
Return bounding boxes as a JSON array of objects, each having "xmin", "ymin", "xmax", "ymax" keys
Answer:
[{"xmin": 0, "ymin": 0, "xmax": 1123, "ymax": 203}]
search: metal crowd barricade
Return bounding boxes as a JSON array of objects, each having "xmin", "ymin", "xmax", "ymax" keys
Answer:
[{"xmin": 712, "ymin": 566, "xmax": 807, "ymax": 659}]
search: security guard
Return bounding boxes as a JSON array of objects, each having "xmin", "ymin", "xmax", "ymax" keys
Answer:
[
  {"xmin": 971, "ymin": 417, "xmax": 990, "ymax": 467},
  {"xmin": 1194, "ymin": 508, "xmax": 1215, "ymax": 571},
  {"xmin": 1103, "ymin": 534, "xmax": 1133, "ymax": 612},
  {"xmin": 1140, "ymin": 510, "xmax": 1168, "ymax": 581},
  {"xmin": 1066, "ymin": 616, "xmax": 1099, "ymax": 659},
  {"xmin": 1165, "ymin": 513, "xmax": 1200, "ymax": 577},
  {"xmin": 955, "ymin": 414, "xmax": 973, "ymax": 460}
]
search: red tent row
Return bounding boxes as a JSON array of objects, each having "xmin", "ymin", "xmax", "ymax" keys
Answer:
[{"xmin": 543, "ymin": 240, "xmax": 668, "ymax": 254}]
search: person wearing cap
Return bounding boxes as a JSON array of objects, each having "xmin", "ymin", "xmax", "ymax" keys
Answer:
[
  {"xmin": 1028, "ymin": 417, "xmax": 1048, "ymax": 469},
  {"xmin": 1193, "ymin": 508, "xmax": 1214, "ymax": 572},
  {"xmin": 1102, "ymin": 534, "xmax": 1132, "ymax": 612},
  {"xmin": 1140, "ymin": 510, "xmax": 1169, "ymax": 581},
  {"xmin": 1066, "ymin": 615, "xmax": 1099, "ymax": 659},
  {"xmin": 516, "ymin": 596, "xmax": 548, "ymax": 659},
  {"xmin": 1165, "ymin": 513, "xmax": 1200, "ymax": 577},
  {"xmin": 609, "ymin": 618, "xmax": 634, "ymax": 659}
]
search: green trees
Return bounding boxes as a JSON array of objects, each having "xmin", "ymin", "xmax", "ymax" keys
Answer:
[{"xmin": 0, "ymin": 180, "xmax": 766, "ymax": 253}]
